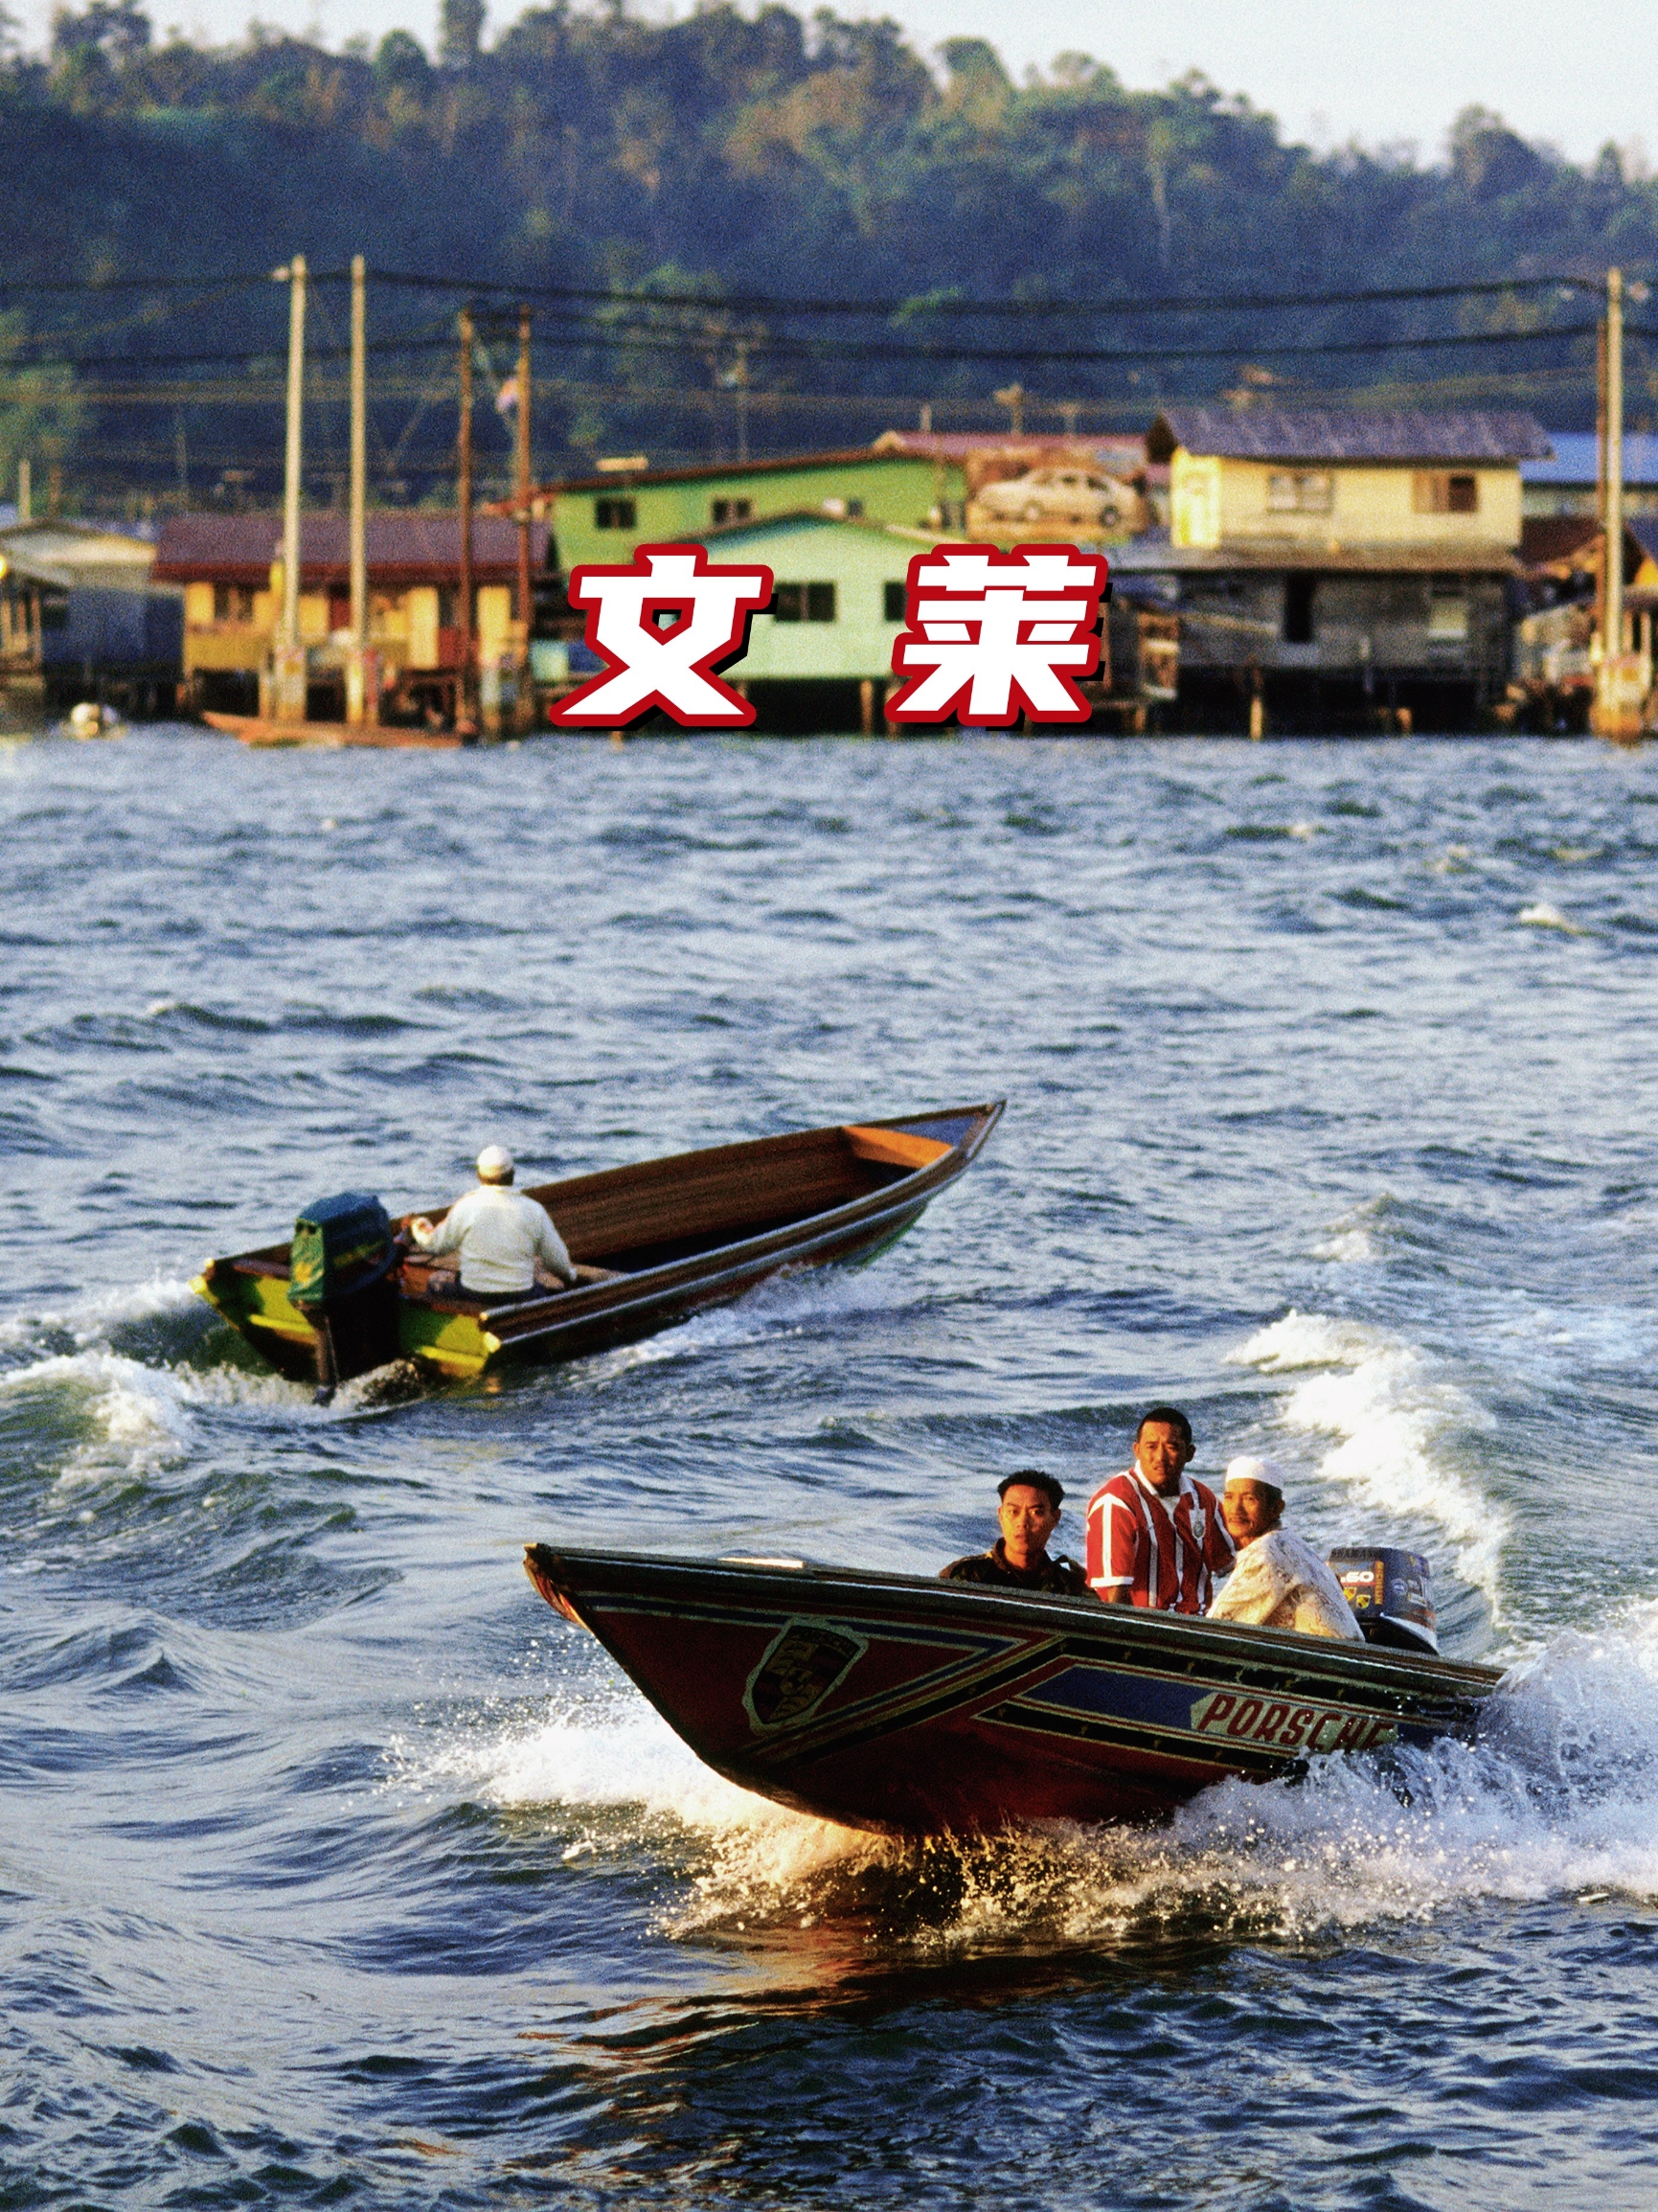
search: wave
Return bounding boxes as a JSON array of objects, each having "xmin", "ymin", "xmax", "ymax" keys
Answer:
[
  {"xmin": 563, "ymin": 1261, "xmax": 926, "ymax": 1389},
  {"xmin": 405, "ymin": 1603, "xmax": 1658, "ymax": 1954},
  {"xmin": 0, "ymin": 1272, "xmax": 202, "ymax": 1357},
  {"xmin": 1227, "ymin": 1309, "xmax": 1509, "ymax": 1607},
  {"xmin": 1517, "ymin": 900, "xmax": 1590, "ymax": 935},
  {"xmin": 0, "ymin": 1331, "xmax": 396, "ymax": 1490}
]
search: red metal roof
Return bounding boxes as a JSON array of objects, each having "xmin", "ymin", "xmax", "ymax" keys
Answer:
[{"xmin": 153, "ymin": 513, "xmax": 547, "ymax": 584}]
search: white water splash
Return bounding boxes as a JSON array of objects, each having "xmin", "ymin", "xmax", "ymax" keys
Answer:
[
  {"xmin": 0, "ymin": 1273, "xmax": 200, "ymax": 1353},
  {"xmin": 1228, "ymin": 1310, "xmax": 1508, "ymax": 1606},
  {"xmin": 0, "ymin": 1331, "xmax": 388, "ymax": 1490},
  {"xmin": 1309, "ymin": 1195, "xmax": 1393, "ymax": 1266},
  {"xmin": 0, "ymin": 1346, "xmax": 200, "ymax": 1479},
  {"xmin": 387, "ymin": 1602, "xmax": 1658, "ymax": 1951},
  {"xmin": 1517, "ymin": 900, "xmax": 1589, "ymax": 935}
]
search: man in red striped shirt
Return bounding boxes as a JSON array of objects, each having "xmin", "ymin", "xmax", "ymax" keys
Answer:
[{"xmin": 1085, "ymin": 1405, "xmax": 1234, "ymax": 1613}]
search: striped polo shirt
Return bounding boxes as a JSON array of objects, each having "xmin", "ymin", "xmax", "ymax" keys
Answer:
[{"xmin": 1084, "ymin": 1464, "xmax": 1235, "ymax": 1614}]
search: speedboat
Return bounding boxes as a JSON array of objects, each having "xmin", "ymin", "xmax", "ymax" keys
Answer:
[
  {"xmin": 523, "ymin": 1543, "xmax": 1503, "ymax": 1835},
  {"xmin": 193, "ymin": 1103, "xmax": 1001, "ymax": 1390}
]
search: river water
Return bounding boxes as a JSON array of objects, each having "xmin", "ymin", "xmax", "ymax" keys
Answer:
[{"xmin": 4, "ymin": 728, "xmax": 1658, "ymax": 2209}]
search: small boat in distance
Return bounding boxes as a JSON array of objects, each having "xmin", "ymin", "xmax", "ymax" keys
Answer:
[
  {"xmin": 522, "ymin": 1545, "xmax": 1504, "ymax": 1836},
  {"xmin": 193, "ymin": 1102, "xmax": 1002, "ymax": 1389}
]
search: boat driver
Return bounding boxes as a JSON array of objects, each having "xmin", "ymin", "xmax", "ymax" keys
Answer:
[
  {"xmin": 1085, "ymin": 1404, "xmax": 1234, "ymax": 1612},
  {"xmin": 1208, "ymin": 1458, "xmax": 1363, "ymax": 1639},
  {"xmin": 941, "ymin": 1471, "xmax": 1094, "ymax": 1597},
  {"xmin": 407, "ymin": 1145, "xmax": 580, "ymax": 1300}
]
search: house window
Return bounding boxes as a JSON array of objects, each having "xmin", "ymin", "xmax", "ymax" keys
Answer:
[
  {"xmin": 1414, "ymin": 471, "xmax": 1479, "ymax": 515},
  {"xmin": 595, "ymin": 496, "xmax": 637, "ymax": 529},
  {"xmin": 711, "ymin": 498, "xmax": 753, "ymax": 525},
  {"xmin": 1283, "ymin": 573, "xmax": 1317, "ymax": 644},
  {"xmin": 1427, "ymin": 585, "xmax": 1470, "ymax": 641},
  {"xmin": 1266, "ymin": 470, "xmax": 1334, "ymax": 513},
  {"xmin": 884, "ymin": 582, "xmax": 907, "ymax": 622},
  {"xmin": 773, "ymin": 582, "xmax": 837, "ymax": 622}
]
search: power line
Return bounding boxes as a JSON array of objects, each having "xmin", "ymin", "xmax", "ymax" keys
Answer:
[
  {"xmin": 6, "ymin": 311, "xmax": 1614, "ymax": 378},
  {"xmin": 0, "ymin": 263, "xmax": 1641, "ymax": 321},
  {"xmin": 364, "ymin": 268, "xmax": 1629, "ymax": 319}
]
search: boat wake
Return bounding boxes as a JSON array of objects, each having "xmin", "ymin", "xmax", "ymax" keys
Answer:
[
  {"xmin": 0, "ymin": 1274, "xmax": 400, "ymax": 1493},
  {"xmin": 564, "ymin": 1261, "xmax": 930, "ymax": 1389},
  {"xmin": 406, "ymin": 1601, "xmax": 1658, "ymax": 1956},
  {"xmin": 1228, "ymin": 1308, "xmax": 1509, "ymax": 1609}
]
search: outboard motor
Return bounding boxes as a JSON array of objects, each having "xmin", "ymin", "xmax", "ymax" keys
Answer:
[
  {"xmin": 288, "ymin": 1193, "xmax": 399, "ymax": 1402},
  {"xmin": 1327, "ymin": 1546, "xmax": 1439, "ymax": 1655}
]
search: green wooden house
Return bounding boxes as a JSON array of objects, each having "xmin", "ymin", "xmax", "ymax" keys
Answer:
[
  {"xmin": 547, "ymin": 447, "xmax": 964, "ymax": 576},
  {"xmin": 699, "ymin": 510, "xmax": 935, "ymax": 730}
]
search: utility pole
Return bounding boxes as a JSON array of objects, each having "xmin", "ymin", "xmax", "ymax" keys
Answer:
[
  {"xmin": 347, "ymin": 253, "xmax": 370, "ymax": 724},
  {"xmin": 457, "ymin": 305, "xmax": 475, "ymax": 734},
  {"xmin": 1596, "ymin": 266, "xmax": 1638, "ymax": 737},
  {"xmin": 275, "ymin": 254, "xmax": 307, "ymax": 723},
  {"xmin": 1595, "ymin": 313, "xmax": 1608, "ymax": 652},
  {"xmin": 515, "ymin": 303, "xmax": 534, "ymax": 730},
  {"xmin": 1606, "ymin": 265, "xmax": 1624, "ymax": 670}
]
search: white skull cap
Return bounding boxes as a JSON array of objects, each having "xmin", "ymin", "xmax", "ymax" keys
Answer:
[
  {"xmin": 476, "ymin": 1144, "xmax": 514, "ymax": 1182},
  {"xmin": 1223, "ymin": 1455, "xmax": 1287, "ymax": 1491}
]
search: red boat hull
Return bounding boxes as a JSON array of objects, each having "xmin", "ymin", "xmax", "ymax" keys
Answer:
[{"xmin": 524, "ymin": 1547, "xmax": 1503, "ymax": 1835}]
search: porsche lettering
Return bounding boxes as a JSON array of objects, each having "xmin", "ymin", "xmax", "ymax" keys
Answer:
[{"xmin": 1189, "ymin": 1689, "xmax": 1397, "ymax": 1755}]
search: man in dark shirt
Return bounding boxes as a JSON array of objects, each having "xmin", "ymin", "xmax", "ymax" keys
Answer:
[{"xmin": 941, "ymin": 1470, "xmax": 1096, "ymax": 1598}]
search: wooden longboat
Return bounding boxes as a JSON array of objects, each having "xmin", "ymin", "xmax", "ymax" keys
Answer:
[
  {"xmin": 193, "ymin": 1102, "xmax": 1002, "ymax": 1387},
  {"xmin": 524, "ymin": 1544, "xmax": 1506, "ymax": 1836},
  {"xmin": 202, "ymin": 711, "xmax": 464, "ymax": 751}
]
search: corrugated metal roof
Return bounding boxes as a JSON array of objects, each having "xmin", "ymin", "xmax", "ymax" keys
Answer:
[
  {"xmin": 542, "ymin": 447, "xmax": 912, "ymax": 494},
  {"xmin": 1111, "ymin": 532, "xmax": 1516, "ymax": 575},
  {"xmin": 1147, "ymin": 408, "xmax": 1553, "ymax": 465},
  {"xmin": 153, "ymin": 513, "xmax": 545, "ymax": 581},
  {"xmin": 1522, "ymin": 430, "xmax": 1658, "ymax": 484}
]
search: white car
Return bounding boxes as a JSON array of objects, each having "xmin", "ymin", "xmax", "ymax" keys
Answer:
[{"xmin": 971, "ymin": 467, "xmax": 1140, "ymax": 533}]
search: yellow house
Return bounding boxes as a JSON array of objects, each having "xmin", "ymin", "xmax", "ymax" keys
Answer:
[
  {"xmin": 1147, "ymin": 408, "xmax": 1549, "ymax": 558},
  {"xmin": 155, "ymin": 513, "xmax": 546, "ymax": 718}
]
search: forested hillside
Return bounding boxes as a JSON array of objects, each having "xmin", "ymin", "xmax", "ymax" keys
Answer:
[{"xmin": 5, "ymin": 0, "xmax": 1656, "ymax": 506}]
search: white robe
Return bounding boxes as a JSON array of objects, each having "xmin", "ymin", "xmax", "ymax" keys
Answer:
[
  {"xmin": 412, "ymin": 1185, "xmax": 575, "ymax": 1295},
  {"xmin": 1209, "ymin": 1528, "xmax": 1364, "ymax": 1640}
]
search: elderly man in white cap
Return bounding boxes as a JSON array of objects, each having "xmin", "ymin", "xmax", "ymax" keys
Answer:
[
  {"xmin": 1208, "ymin": 1457, "xmax": 1362, "ymax": 1640},
  {"xmin": 408, "ymin": 1146, "xmax": 579, "ymax": 1300}
]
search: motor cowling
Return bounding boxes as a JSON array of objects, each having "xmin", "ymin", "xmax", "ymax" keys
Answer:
[
  {"xmin": 289, "ymin": 1192, "xmax": 400, "ymax": 1398},
  {"xmin": 1327, "ymin": 1546, "xmax": 1439, "ymax": 1655}
]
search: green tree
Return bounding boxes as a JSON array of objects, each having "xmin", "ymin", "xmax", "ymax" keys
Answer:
[
  {"xmin": 439, "ymin": 0, "xmax": 485, "ymax": 69},
  {"xmin": 0, "ymin": 316, "xmax": 84, "ymax": 505}
]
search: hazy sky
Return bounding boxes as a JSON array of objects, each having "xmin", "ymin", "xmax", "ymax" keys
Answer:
[{"xmin": 23, "ymin": 0, "xmax": 1651, "ymax": 170}]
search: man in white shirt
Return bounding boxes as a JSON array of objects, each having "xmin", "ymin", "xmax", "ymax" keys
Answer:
[
  {"xmin": 1208, "ymin": 1457, "xmax": 1362, "ymax": 1641},
  {"xmin": 408, "ymin": 1145, "xmax": 579, "ymax": 1299}
]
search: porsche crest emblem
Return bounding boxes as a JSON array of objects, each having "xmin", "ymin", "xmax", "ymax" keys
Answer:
[{"xmin": 743, "ymin": 1618, "xmax": 869, "ymax": 1732}]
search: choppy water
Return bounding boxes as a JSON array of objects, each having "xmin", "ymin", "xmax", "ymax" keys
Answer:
[{"xmin": 4, "ymin": 727, "xmax": 1658, "ymax": 2209}]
